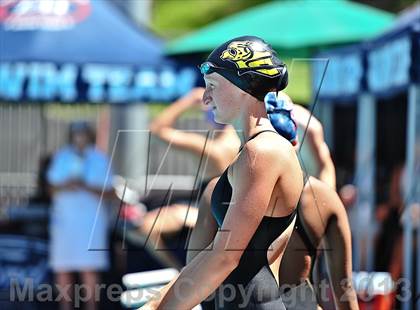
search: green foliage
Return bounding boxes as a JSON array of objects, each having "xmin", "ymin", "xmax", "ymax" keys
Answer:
[
  {"xmin": 151, "ymin": 0, "xmax": 273, "ymax": 39},
  {"xmin": 353, "ymin": 0, "xmax": 418, "ymax": 14},
  {"xmin": 152, "ymin": 0, "xmax": 415, "ymax": 40}
]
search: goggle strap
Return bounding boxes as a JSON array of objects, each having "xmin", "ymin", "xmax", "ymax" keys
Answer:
[{"xmin": 199, "ymin": 62, "xmax": 286, "ymax": 74}]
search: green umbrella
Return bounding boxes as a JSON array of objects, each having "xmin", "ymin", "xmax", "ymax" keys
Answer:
[
  {"xmin": 166, "ymin": 0, "xmax": 394, "ymax": 102},
  {"xmin": 166, "ymin": 0, "xmax": 394, "ymax": 55}
]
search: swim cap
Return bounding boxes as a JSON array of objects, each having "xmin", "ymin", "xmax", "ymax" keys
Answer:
[{"xmin": 200, "ymin": 36, "xmax": 288, "ymax": 101}]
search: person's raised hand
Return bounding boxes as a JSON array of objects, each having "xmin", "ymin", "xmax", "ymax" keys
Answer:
[{"xmin": 187, "ymin": 87, "xmax": 205, "ymax": 106}]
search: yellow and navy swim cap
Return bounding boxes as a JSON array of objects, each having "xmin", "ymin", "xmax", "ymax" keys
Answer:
[{"xmin": 200, "ymin": 36, "xmax": 288, "ymax": 101}]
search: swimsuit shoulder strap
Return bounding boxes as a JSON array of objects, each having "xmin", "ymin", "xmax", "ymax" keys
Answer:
[
  {"xmin": 247, "ymin": 129, "xmax": 278, "ymax": 143},
  {"xmin": 239, "ymin": 130, "xmax": 278, "ymax": 152}
]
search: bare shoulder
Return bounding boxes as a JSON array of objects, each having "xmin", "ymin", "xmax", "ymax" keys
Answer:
[
  {"xmin": 228, "ymin": 132, "xmax": 301, "ymax": 192},
  {"xmin": 241, "ymin": 132, "xmax": 296, "ymax": 166}
]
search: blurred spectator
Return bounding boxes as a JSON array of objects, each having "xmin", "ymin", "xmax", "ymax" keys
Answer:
[
  {"xmin": 47, "ymin": 121, "xmax": 114, "ymax": 310},
  {"xmin": 375, "ymin": 163, "xmax": 405, "ymax": 281}
]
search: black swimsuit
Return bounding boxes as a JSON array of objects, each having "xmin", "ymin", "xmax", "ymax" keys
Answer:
[{"xmin": 209, "ymin": 130, "xmax": 297, "ymax": 309}]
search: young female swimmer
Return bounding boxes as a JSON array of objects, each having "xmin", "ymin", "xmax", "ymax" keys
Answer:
[
  {"xmin": 141, "ymin": 90, "xmax": 357, "ymax": 309},
  {"xmin": 141, "ymin": 36, "xmax": 303, "ymax": 309},
  {"xmin": 142, "ymin": 92, "xmax": 358, "ymax": 309}
]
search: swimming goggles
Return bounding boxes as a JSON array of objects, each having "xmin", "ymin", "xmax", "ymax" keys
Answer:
[
  {"xmin": 199, "ymin": 62, "xmax": 231, "ymax": 75},
  {"xmin": 199, "ymin": 61, "xmax": 285, "ymax": 76}
]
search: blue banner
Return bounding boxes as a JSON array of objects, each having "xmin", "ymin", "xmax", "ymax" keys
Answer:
[
  {"xmin": 366, "ymin": 28, "xmax": 413, "ymax": 98},
  {"xmin": 0, "ymin": 1, "xmax": 196, "ymax": 103},
  {"xmin": 0, "ymin": 62, "xmax": 198, "ymax": 103},
  {"xmin": 312, "ymin": 45, "xmax": 364, "ymax": 102},
  {"xmin": 312, "ymin": 14, "xmax": 420, "ymax": 102}
]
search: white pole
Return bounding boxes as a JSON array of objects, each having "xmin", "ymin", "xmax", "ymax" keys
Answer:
[
  {"xmin": 402, "ymin": 84, "xmax": 420, "ymax": 310},
  {"xmin": 109, "ymin": 104, "xmax": 150, "ymax": 182},
  {"xmin": 354, "ymin": 93, "xmax": 376, "ymax": 272},
  {"xmin": 127, "ymin": 0, "xmax": 152, "ymax": 27},
  {"xmin": 319, "ymin": 101, "xmax": 334, "ymax": 150},
  {"xmin": 412, "ymin": 84, "xmax": 420, "ymax": 310},
  {"xmin": 417, "ymin": 195, "xmax": 420, "ymax": 310}
]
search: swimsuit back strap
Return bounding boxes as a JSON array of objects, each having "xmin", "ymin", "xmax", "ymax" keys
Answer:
[{"xmin": 239, "ymin": 130, "xmax": 278, "ymax": 152}]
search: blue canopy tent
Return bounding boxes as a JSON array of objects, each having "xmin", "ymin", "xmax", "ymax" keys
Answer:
[
  {"xmin": 0, "ymin": 0, "xmax": 196, "ymax": 103},
  {"xmin": 311, "ymin": 7, "xmax": 420, "ymax": 306},
  {"xmin": 0, "ymin": 1, "xmax": 201, "ymax": 200},
  {"xmin": 313, "ymin": 5, "xmax": 420, "ymax": 102},
  {"xmin": 313, "ymin": 43, "xmax": 365, "ymax": 104}
]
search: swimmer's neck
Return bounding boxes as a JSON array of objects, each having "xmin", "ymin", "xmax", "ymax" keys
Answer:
[
  {"xmin": 232, "ymin": 119, "xmax": 244, "ymax": 143},
  {"xmin": 233, "ymin": 100, "xmax": 273, "ymax": 143}
]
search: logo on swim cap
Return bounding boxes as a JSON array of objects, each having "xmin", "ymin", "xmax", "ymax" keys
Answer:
[{"xmin": 220, "ymin": 40, "xmax": 282, "ymax": 77}]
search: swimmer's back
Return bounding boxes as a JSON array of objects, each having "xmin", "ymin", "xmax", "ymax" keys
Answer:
[
  {"xmin": 279, "ymin": 177, "xmax": 336, "ymax": 284},
  {"xmin": 278, "ymin": 177, "xmax": 357, "ymax": 309}
]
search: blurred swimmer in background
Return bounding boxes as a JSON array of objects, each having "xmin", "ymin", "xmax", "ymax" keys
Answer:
[{"xmin": 138, "ymin": 87, "xmax": 240, "ymax": 269}]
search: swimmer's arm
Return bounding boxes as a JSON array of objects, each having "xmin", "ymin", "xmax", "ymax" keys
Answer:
[
  {"xmin": 157, "ymin": 145, "xmax": 281, "ymax": 309},
  {"xmin": 294, "ymin": 105, "xmax": 336, "ymax": 189},
  {"xmin": 150, "ymin": 88, "xmax": 210, "ymax": 155},
  {"xmin": 150, "ymin": 87, "xmax": 204, "ymax": 132},
  {"xmin": 307, "ymin": 122, "xmax": 336, "ymax": 189},
  {"xmin": 187, "ymin": 178, "xmax": 219, "ymax": 263},
  {"xmin": 324, "ymin": 193, "xmax": 359, "ymax": 310}
]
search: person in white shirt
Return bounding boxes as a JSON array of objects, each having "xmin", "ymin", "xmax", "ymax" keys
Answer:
[{"xmin": 47, "ymin": 121, "xmax": 114, "ymax": 310}]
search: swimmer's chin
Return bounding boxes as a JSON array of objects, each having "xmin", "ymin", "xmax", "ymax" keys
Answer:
[{"xmin": 213, "ymin": 117, "xmax": 229, "ymax": 125}]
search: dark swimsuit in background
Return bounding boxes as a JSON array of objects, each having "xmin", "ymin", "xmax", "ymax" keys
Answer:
[{"xmin": 208, "ymin": 130, "xmax": 297, "ymax": 310}]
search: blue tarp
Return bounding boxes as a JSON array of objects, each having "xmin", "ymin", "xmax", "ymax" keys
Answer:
[
  {"xmin": 313, "ymin": 5, "xmax": 420, "ymax": 101},
  {"xmin": 366, "ymin": 26, "xmax": 419, "ymax": 98},
  {"xmin": 0, "ymin": 0, "xmax": 197, "ymax": 103},
  {"xmin": 312, "ymin": 43, "xmax": 364, "ymax": 103}
]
